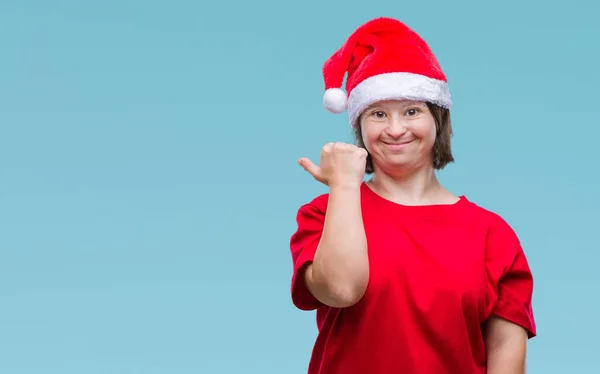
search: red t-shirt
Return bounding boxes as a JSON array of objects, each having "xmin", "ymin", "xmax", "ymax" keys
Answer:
[{"xmin": 289, "ymin": 182, "xmax": 536, "ymax": 374}]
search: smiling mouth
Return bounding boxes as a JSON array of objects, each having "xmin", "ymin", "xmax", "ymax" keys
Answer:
[{"xmin": 384, "ymin": 139, "xmax": 414, "ymax": 146}]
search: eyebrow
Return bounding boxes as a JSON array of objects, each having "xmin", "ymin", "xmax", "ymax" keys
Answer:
[
  {"xmin": 366, "ymin": 100, "xmax": 427, "ymax": 112},
  {"xmin": 372, "ymin": 101, "xmax": 426, "ymax": 110},
  {"xmin": 399, "ymin": 100, "xmax": 426, "ymax": 108}
]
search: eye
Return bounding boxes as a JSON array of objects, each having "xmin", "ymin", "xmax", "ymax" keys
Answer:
[
  {"xmin": 371, "ymin": 110, "xmax": 386, "ymax": 119},
  {"xmin": 405, "ymin": 108, "xmax": 420, "ymax": 116}
]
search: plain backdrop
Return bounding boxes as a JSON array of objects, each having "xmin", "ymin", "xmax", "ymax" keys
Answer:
[{"xmin": 1, "ymin": 0, "xmax": 599, "ymax": 373}]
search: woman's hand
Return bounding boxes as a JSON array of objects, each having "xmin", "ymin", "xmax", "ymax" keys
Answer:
[{"xmin": 298, "ymin": 142, "xmax": 367, "ymax": 188}]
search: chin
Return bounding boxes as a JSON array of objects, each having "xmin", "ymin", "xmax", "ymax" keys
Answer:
[
  {"xmin": 379, "ymin": 161, "xmax": 413, "ymax": 172},
  {"xmin": 378, "ymin": 156, "xmax": 427, "ymax": 172}
]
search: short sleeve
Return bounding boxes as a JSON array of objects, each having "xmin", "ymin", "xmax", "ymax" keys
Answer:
[
  {"xmin": 485, "ymin": 218, "xmax": 537, "ymax": 338},
  {"xmin": 289, "ymin": 195, "xmax": 328, "ymax": 311}
]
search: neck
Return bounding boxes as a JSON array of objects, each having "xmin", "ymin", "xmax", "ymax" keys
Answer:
[{"xmin": 367, "ymin": 164, "xmax": 455, "ymax": 206}]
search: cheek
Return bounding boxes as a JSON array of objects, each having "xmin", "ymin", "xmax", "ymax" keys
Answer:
[
  {"xmin": 427, "ymin": 126, "xmax": 437, "ymax": 145},
  {"xmin": 361, "ymin": 126, "xmax": 378, "ymax": 150},
  {"xmin": 413, "ymin": 121, "xmax": 437, "ymax": 146}
]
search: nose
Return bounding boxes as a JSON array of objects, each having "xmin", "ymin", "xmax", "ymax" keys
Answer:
[{"xmin": 384, "ymin": 117, "xmax": 407, "ymax": 138}]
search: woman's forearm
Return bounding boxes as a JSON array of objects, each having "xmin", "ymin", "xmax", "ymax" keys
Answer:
[{"xmin": 305, "ymin": 184, "xmax": 369, "ymax": 308}]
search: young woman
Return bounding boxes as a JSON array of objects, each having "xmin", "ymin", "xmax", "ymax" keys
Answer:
[{"xmin": 289, "ymin": 17, "xmax": 536, "ymax": 374}]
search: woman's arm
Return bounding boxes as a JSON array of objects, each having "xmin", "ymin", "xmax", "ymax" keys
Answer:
[
  {"xmin": 304, "ymin": 184, "xmax": 369, "ymax": 308},
  {"xmin": 484, "ymin": 315, "xmax": 529, "ymax": 374}
]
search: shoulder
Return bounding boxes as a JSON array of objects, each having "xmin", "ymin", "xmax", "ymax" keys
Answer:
[
  {"xmin": 296, "ymin": 193, "xmax": 329, "ymax": 216},
  {"xmin": 292, "ymin": 193, "xmax": 330, "ymax": 228},
  {"xmin": 462, "ymin": 198, "xmax": 517, "ymax": 231},
  {"xmin": 290, "ymin": 193, "xmax": 329, "ymax": 250},
  {"xmin": 461, "ymin": 198, "xmax": 523, "ymax": 259}
]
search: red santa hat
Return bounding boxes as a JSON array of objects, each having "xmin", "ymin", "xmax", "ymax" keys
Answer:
[{"xmin": 322, "ymin": 17, "xmax": 452, "ymax": 125}]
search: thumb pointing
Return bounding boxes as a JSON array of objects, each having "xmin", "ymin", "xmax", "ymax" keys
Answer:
[{"xmin": 298, "ymin": 158, "xmax": 320, "ymax": 178}]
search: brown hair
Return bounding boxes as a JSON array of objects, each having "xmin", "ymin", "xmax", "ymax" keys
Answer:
[{"xmin": 354, "ymin": 102, "xmax": 454, "ymax": 174}]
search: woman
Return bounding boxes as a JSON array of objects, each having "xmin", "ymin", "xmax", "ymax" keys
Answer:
[{"xmin": 289, "ymin": 17, "xmax": 536, "ymax": 374}]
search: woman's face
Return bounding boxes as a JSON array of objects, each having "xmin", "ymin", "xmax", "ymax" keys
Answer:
[{"xmin": 360, "ymin": 100, "xmax": 437, "ymax": 174}]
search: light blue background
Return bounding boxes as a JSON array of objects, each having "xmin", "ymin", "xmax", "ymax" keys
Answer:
[{"xmin": 1, "ymin": 1, "xmax": 598, "ymax": 373}]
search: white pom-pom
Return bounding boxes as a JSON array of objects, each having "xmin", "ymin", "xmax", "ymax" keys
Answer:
[{"xmin": 323, "ymin": 88, "xmax": 348, "ymax": 113}]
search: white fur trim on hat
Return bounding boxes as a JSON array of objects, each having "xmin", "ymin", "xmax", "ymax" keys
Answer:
[{"xmin": 347, "ymin": 72, "xmax": 452, "ymax": 125}]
